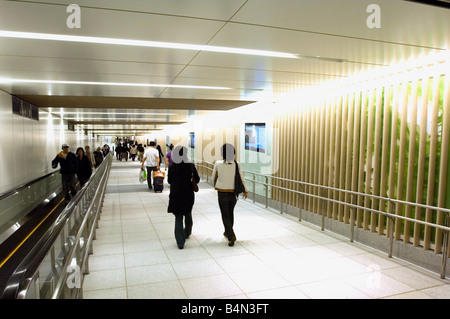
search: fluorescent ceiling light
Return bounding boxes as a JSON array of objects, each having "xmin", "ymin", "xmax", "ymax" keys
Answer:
[
  {"xmin": 62, "ymin": 118, "xmax": 168, "ymax": 121},
  {"xmin": 0, "ymin": 78, "xmax": 230, "ymax": 90},
  {"xmin": 0, "ymin": 30, "xmax": 299, "ymax": 59},
  {"xmin": 60, "ymin": 111, "xmax": 177, "ymax": 116}
]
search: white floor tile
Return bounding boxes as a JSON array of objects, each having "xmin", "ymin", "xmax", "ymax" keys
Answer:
[
  {"xmin": 172, "ymin": 259, "xmax": 225, "ymax": 279},
  {"xmin": 83, "ymin": 287, "xmax": 127, "ymax": 299},
  {"xmin": 420, "ymin": 285, "xmax": 450, "ymax": 298},
  {"xmin": 124, "ymin": 250, "xmax": 169, "ymax": 267},
  {"xmin": 342, "ymin": 272, "xmax": 415, "ymax": 298},
  {"xmin": 247, "ymin": 286, "xmax": 309, "ymax": 299},
  {"xmin": 123, "ymin": 239, "xmax": 164, "ymax": 253},
  {"xmin": 228, "ymin": 269, "xmax": 291, "ymax": 293},
  {"xmin": 215, "ymin": 253, "xmax": 269, "ymax": 274},
  {"xmin": 83, "ymin": 268, "xmax": 126, "ymax": 291},
  {"xmin": 180, "ymin": 274, "xmax": 243, "ymax": 299},
  {"xmin": 297, "ymin": 279, "xmax": 370, "ymax": 299},
  {"xmin": 127, "ymin": 280, "xmax": 187, "ymax": 299},
  {"xmin": 81, "ymin": 160, "xmax": 450, "ymax": 299},
  {"xmin": 88, "ymin": 254, "xmax": 124, "ymax": 272},
  {"xmin": 165, "ymin": 246, "xmax": 211, "ymax": 263},
  {"xmin": 382, "ymin": 267, "xmax": 446, "ymax": 290},
  {"xmin": 125, "ymin": 263, "xmax": 178, "ymax": 286}
]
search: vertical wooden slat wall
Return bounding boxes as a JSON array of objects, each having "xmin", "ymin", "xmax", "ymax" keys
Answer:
[{"xmin": 272, "ymin": 71, "xmax": 449, "ymax": 254}]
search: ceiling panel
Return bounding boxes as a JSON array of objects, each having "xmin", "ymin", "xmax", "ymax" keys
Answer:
[
  {"xmin": 0, "ymin": 0, "xmax": 229, "ymax": 41},
  {"xmin": 0, "ymin": 38, "xmax": 201, "ymax": 66},
  {"xmin": 194, "ymin": 22, "xmax": 438, "ymax": 69},
  {"xmin": 0, "ymin": 56, "xmax": 186, "ymax": 78},
  {"xmin": 231, "ymin": 0, "xmax": 450, "ymax": 48},
  {"xmin": 0, "ymin": 0, "xmax": 448, "ymax": 137},
  {"xmin": 12, "ymin": 0, "xmax": 248, "ymax": 22}
]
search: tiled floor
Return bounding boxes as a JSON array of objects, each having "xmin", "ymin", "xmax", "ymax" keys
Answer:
[{"xmin": 82, "ymin": 159, "xmax": 450, "ymax": 299}]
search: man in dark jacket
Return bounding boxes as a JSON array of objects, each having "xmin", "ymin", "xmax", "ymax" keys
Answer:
[{"xmin": 52, "ymin": 143, "xmax": 78, "ymax": 202}]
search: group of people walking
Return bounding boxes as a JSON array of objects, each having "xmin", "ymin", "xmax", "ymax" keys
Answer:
[
  {"xmin": 139, "ymin": 142, "xmax": 248, "ymax": 248},
  {"xmin": 51, "ymin": 143, "xmax": 108, "ymax": 202},
  {"xmin": 53, "ymin": 140, "xmax": 249, "ymax": 250},
  {"xmin": 117, "ymin": 142, "xmax": 164, "ymax": 163},
  {"xmin": 160, "ymin": 143, "xmax": 248, "ymax": 249}
]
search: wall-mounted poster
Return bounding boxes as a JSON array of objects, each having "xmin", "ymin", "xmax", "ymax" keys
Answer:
[
  {"xmin": 189, "ymin": 132, "xmax": 195, "ymax": 148},
  {"xmin": 245, "ymin": 123, "xmax": 266, "ymax": 153}
]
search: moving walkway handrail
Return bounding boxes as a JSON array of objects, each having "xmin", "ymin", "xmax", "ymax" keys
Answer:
[
  {"xmin": 51, "ymin": 154, "xmax": 112, "ymax": 298},
  {"xmin": 1, "ymin": 153, "xmax": 112, "ymax": 299},
  {"xmin": 194, "ymin": 160, "xmax": 449, "ymax": 279}
]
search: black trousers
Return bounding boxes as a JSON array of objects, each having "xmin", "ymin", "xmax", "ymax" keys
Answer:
[
  {"xmin": 218, "ymin": 192, "xmax": 237, "ymax": 241},
  {"xmin": 61, "ymin": 173, "xmax": 77, "ymax": 200},
  {"xmin": 174, "ymin": 213, "xmax": 193, "ymax": 248}
]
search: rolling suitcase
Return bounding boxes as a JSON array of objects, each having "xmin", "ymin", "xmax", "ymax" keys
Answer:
[{"xmin": 153, "ymin": 170, "xmax": 165, "ymax": 192}]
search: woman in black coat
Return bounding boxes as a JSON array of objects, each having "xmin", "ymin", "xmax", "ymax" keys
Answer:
[
  {"xmin": 167, "ymin": 146, "xmax": 200, "ymax": 249},
  {"xmin": 76, "ymin": 147, "xmax": 92, "ymax": 187}
]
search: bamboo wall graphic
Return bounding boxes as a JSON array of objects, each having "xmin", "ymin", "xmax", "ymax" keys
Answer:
[{"xmin": 273, "ymin": 72, "xmax": 450, "ymax": 255}]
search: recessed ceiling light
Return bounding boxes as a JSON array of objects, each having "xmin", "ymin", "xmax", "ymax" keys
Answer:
[
  {"xmin": 0, "ymin": 30, "xmax": 300, "ymax": 59},
  {"xmin": 61, "ymin": 111, "xmax": 177, "ymax": 116}
]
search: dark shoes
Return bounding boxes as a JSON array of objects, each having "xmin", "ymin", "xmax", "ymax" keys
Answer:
[
  {"xmin": 177, "ymin": 230, "xmax": 191, "ymax": 249},
  {"xmin": 224, "ymin": 232, "xmax": 236, "ymax": 246}
]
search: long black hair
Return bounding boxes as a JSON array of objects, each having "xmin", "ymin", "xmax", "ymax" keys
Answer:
[{"xmin": 76, "ymin": 147, "xmax": 85, "ymax": 157}]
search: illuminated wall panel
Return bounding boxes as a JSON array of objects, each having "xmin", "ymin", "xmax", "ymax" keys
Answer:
[{"xmin": 272, "ymin": 59, "xmax": 450, "ymax": 255}]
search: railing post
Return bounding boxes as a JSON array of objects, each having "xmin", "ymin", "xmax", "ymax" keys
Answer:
[
  {"xmin": 350, "ymin": 194, "xmax": 356, "ymax": 243},
  {"xmin": 388, "ymin": 200, "xmax": 396, "ymax": 258},
  {"xmin": 252, "ymin": 173, "xmax": 256, "ymax": 203},
  {"xmin": 298, "ymin": 184, "xmax": 302, "ymax": 222},
  {"xmin": 264, "ymin": 176, "xmax": 268, "ymax": 208},
  {"xmin": 280, "ymin": 180, "xmax": 284, "ymax": 214},
  {"xmin": 321, "ymin": 187, "xmax": 326, "ymax": 231},
  {"xmin": 441, "ymin": 212, "xmax": 449, "ymax": 279}
]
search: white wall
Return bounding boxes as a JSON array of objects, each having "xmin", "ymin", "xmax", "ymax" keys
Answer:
[
  {"xmin": 0, "ymin": 90, "xmax": 103, "ymax": 194},
  {"xmin": 158, "ymin": 100, "xmax": 278, "ymax": 176}
]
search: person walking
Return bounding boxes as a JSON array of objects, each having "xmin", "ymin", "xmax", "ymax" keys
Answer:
[
  {"xmin": 93, "ymin": 147, "xmax": 104, "ymax": 168},
  {"xmin": 85, "ymin": 145, "xmax": 95, "ymax": 169},
  {"xmin": 167, "ymin": 146, "xmax": 200, "ymax": 249},
  {"xmin": 212, "ymin": 143, "xmax": 248, "ymax": 246},
  {"xmin": 141, "ymin": 141, "xmax": 160, "ymax": 190},
  {"xmin": 76, "ymin": 147, "xmax": 92, "ymax": 187},
  {"xmin": 121, "ymin": 143, "xmax": 129, "ymax": 161},
  {"xmin": 51, "ymin": 143, "xmax": 78, "ymax": 202},
  {"xmin": 115, "ymin": 143, "xmax": 122, "ymax": 160},
  {"xmin": 129, "ymin": 144, "xmax": 138, "ymax": 161},
  {"xmin": 137, "ymin": 143, "xmax": 145, "ymax": 162},
  {"xmin": 165, "ymin": 143, "xmax": 174, "ymax": 170},
  {"xmin": 157, "ymin": 145, "xmax": 165, "ymax": 167}
]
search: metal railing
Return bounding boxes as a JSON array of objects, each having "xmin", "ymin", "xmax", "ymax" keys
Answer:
[
  {"xmin": 194, "ymin": 160, "xmax": 450, "ymax": 279},
  {"xmin": 3, "ymin": 153, "xmax": 113, "ymax": 299}
]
